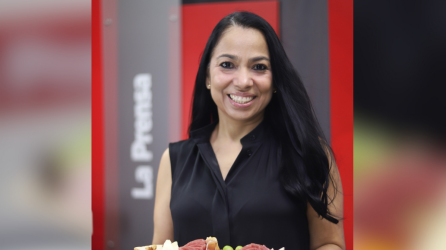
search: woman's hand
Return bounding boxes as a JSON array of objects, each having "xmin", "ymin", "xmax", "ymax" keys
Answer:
[{"xmin": 152, "ymin": 148, "xmax": 174, "ymax": 244}]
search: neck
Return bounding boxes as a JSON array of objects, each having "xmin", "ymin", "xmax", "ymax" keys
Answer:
[{"xmin": 213, "ymin": 112, "xmax": 264, "ymax": 143}]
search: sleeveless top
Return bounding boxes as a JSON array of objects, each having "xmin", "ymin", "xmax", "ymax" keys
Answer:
[{"xmin": 169, "ymin": 121, "xmax": 310, "ymax": 250}]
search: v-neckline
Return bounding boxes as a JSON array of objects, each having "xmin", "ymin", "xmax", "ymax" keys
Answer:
[
  {"xmin": 208, "ymin": 142, "xmax": 243, "ymax": 183},
  {"xmin": 191, "ymin": 120, "xmax": 266, "ymax": 186}
]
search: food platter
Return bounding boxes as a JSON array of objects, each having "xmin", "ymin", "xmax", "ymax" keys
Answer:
[{"xmin": 135, "ymin": 237, "xmax": 284, "ymax": 250}]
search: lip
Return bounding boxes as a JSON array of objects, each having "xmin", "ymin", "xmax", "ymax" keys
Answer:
[{"xmin": 227, "ymin": 94, "xmax": 255, "ymax": 108}]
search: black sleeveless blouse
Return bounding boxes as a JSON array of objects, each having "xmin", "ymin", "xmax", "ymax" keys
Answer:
[{"xmin": 169, "ymin": 121, "xmax": 309, "ymax": 250}]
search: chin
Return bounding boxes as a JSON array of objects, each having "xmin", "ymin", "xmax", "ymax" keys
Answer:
[{"xmin": 226, "ymin": 111, "xmax": 260, "ymax": 122}]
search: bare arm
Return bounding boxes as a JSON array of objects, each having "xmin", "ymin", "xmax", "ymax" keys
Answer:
[
  {"xmin": 152, "ymin": 148, "xmax": 174, "ymax": 244},
  {"xmin": 307, "ymin": 151, "xmax": 345, "ymax": 250}
]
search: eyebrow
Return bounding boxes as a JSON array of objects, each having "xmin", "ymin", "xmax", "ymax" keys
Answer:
[
  {"xmin": 216, "ymin": 54, "xmax": 270, "ymax": 63},
  {"xmin": 216, "ymin": 54, "xmax": 238, "ymax": 60},
  {"xmin": 248, "ymin": 56, "xmax": 270, "ymax": 63}
]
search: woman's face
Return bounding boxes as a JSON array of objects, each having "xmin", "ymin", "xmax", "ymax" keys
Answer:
[{"xmin": 207, "ymin": 26, "xmax": 273, "ymax": 123}]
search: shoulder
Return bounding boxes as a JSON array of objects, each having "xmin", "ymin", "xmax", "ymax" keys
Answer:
[
  {"xmin": 168, "ymin": 138, "xmax": 197, "ymax": 176},
  {"xmin": 158, "ymin": 148, "xmax": 171, "ymax": 178},
  {"xmin": 160, "ymin": 147, "xmax": 170, "ymax": 164},
  {"xmin": 169, "ymin": 138, "xmax": 196, "ymax": 158},
  {"xmin": 169, "ymin": 138, "xmax": 195, "ymax": 149}
]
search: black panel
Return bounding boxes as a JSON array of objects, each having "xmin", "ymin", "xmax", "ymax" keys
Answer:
[{"xmin": 354, "ymin": 0, "xmax": 446, "ymax": 136}]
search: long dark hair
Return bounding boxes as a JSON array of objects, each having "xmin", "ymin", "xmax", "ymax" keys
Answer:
[{"xmin": 188, "ymin": 11, "xmax": 339, "ymax": 223}]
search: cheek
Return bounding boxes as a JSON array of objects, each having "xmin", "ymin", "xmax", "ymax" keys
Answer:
[
  {"xmin": 257, "ymin": 78, "xmax": 273, "ymax": 106},
  {"xmin": 263, "ymin": 92, "xmax": 273, "ymax": 107},
  {"xmin": 213, "ymin": 72, "xmax": 232, "ymax": 87},
  {"xmin": 210, "ymin": 86, "xmax": 226, "ymax": 105},
  {"xmin": 254, "ymin": 75, "xmax": 273, "ymax": 94}
]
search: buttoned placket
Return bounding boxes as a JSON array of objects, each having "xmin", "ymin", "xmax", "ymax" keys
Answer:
[{"xmin": 191, "ymin": 121, "xmax": 266, "ymax": 246}]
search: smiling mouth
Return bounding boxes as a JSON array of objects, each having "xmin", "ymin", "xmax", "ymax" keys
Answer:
[{"xmin": 228, "ymin": 94, "xmax": 256, "ymax": 104}]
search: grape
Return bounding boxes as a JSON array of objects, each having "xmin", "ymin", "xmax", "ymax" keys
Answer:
[
  {"xmin": 222, "ymin": 246, "xmax": 234, "ymax": 250},
  {"xmin": 235, "ymin": 246, "xmax": 243, "ymax": 250}
]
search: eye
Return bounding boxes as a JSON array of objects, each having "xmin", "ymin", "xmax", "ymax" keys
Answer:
[
  {"xmin": 220, "ymin": 62, "xmax": 234, "ymax": 69},
  {"xmin": 253, "ymin": 64, "xmax": 268, "ymax": 71}
]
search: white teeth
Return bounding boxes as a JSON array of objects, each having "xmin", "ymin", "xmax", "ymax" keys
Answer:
[{"xmin": 229, "ymin": 94, "xmax": 254, "ymax": 104}]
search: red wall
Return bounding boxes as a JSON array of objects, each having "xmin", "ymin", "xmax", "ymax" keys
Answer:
[
  {"xmin": 92, "ymin": 0, "xmax": 104, "ymax": 249},
  {"xmin": 329, "ymin": 0, "xmax": 353, "ymax": 249}
]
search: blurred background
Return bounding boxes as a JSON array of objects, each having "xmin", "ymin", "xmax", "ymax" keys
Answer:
[
  {"xmin": 0, "ymin": 0, "xmax": 91, "ymax": 249},
  {"xmin": 0, "ymin": 0, "xmax": 352, "ymax": 250},
  {"xmin": 354, "ymin": 1, "xmax": 446, "ymax": 249},
  {"xmin": 3, "ymin": 0, "xmax": 446, "ymax": 249}
]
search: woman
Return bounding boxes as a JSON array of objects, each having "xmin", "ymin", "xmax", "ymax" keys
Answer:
[{"xmin": 153, "ymin": 12, "xmax": 344, "ymax": 250}]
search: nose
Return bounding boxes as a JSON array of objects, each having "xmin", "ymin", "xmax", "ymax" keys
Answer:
[{"xmin": 234, "ymin": 67, "xmax": 252, "ymax": 90}]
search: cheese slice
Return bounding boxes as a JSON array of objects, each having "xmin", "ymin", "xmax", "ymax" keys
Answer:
[
  {"xmin": 172, "ymin": 241, "xmax": 179, "ymax": 250},
  {"xmin": 163, "ymin": 240, "xmax": 174, "ymax": 250}
]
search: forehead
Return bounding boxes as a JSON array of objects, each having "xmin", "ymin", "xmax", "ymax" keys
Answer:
[{"xmin": 212, "ymin": 26, "xmax": 269, "ymax": 57}]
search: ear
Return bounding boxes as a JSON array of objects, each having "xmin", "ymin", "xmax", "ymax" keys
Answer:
[
  {"xmin": 206, "ymin": 77, "xmax": 211, "ymax": 89},
  {"xmin": 206, "ymin": 67, "xmax": 211, "ymax": 89}
]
